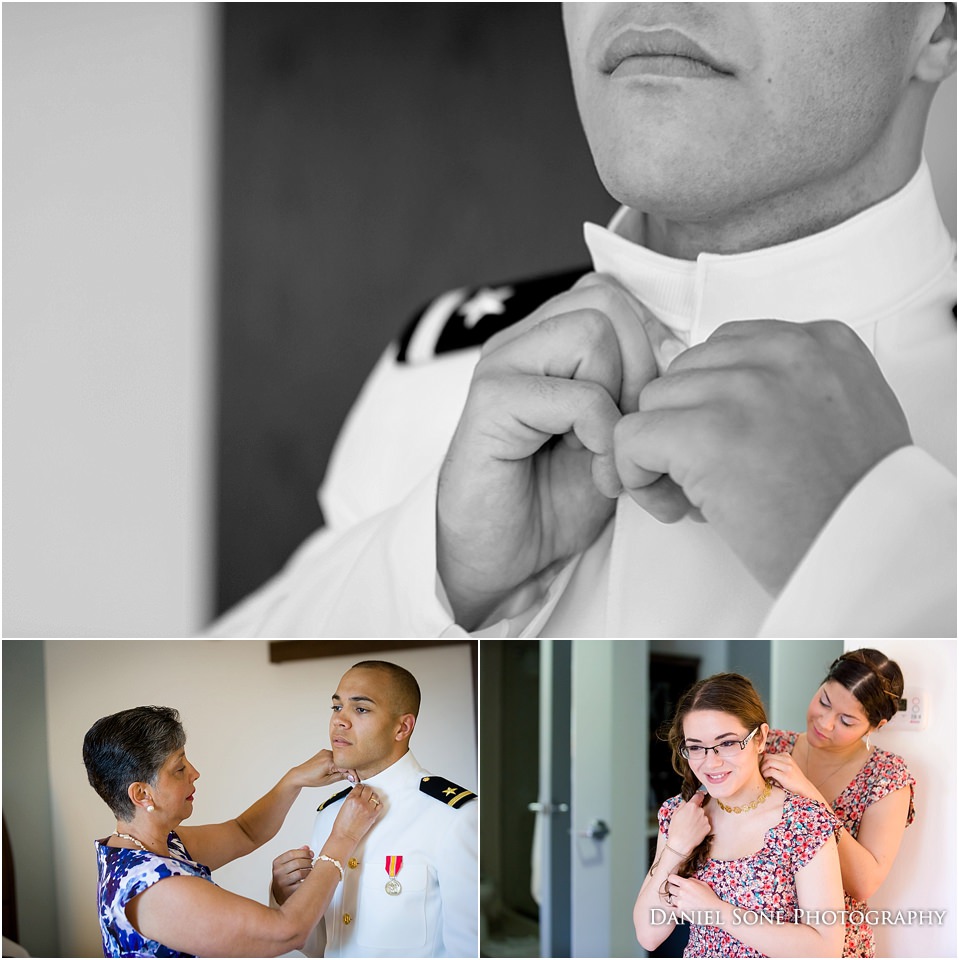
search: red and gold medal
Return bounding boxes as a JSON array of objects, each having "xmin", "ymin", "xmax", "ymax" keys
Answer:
[{"xmin": 384, "ymin": 855, "xmax": 403, "ymax": 895}]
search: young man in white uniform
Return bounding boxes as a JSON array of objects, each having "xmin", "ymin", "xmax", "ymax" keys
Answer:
[
  {"xmin": 270, "ymin": 661, "xmax": 477, "ymax": 957},
  {"xmin": 211, "ymin": 4, "xmax": 957, "ymax": 638}
]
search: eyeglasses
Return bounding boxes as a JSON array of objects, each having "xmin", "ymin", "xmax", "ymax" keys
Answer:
[{"xmin": 681, "ymin": 727, "xmax": 760, "ymax": 761}]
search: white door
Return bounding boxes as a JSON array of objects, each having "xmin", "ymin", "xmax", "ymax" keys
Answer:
[
  {"xmin": 532, "ymin": 640, "xmax": 650, "ymax": 957},
  {"xmin": 570, "ymin": 640, "xmax": 649, "ymax": 957}
]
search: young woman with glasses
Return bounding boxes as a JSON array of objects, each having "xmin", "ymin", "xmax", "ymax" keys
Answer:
[
  {"xmin": 760, "ymin": 649, "xmax": 915, "ymax": 957},
  {"xmin": 634, "ymin": 672, "xmax": 845, "ymax": 958}
]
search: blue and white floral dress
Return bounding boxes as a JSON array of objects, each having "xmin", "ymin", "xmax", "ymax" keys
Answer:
[{"xmin": 95, "ymin": 831, "xmax": 213, "ymax": 958}]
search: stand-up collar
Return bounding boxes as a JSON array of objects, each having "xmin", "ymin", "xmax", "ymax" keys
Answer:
[
  {"xmin": 584, "ymin": 159, "xmax": 954, "ymax": 349},
  {"xmin": 359, "ymin": 750, "xmax": 422, "ymax": 791}
]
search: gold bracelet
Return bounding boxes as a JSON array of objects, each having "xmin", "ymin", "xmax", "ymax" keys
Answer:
[
  {"xmin": 665, "ymin": 842, "xmax": 691, "ymax": 859},
  {"xmin": 313, "ymin": 853, "xmax": 344, "ymax": 882}
]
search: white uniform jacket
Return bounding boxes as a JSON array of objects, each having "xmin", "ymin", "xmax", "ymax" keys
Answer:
[
  {"xmin": 302, "ymin": 752, "xmax": 478, "ymax": 958},
  {"xmin": 210, "ymin": 159, "xmax": 956, "ymax": 638}
]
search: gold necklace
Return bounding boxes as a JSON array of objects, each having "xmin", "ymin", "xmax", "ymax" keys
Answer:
[
  {"xmin": 716, "ymin": 779, "xmax": 772, "ymax": 814},
  {"xmin": 802, "ymin": 737, "xmax": 860, "ymax": 790}
]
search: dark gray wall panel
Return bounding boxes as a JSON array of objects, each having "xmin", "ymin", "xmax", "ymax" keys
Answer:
[{"xmin": 215, "ymin": 4, "xmax": 616, "ymax": 612}]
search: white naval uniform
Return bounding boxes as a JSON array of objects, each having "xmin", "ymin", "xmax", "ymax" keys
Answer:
[
  {"xmin": 302, "ymin": 752, "xmax": 478, "ymax": 958},
  {"xmin": 209, "ymin": 159, "xmax": 956, "ymax": 638}
]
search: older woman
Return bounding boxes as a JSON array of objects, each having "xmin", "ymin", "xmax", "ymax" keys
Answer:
[
  {"xmin": 634, "ymin": 673, "xmax": 845, "ymax": 958},
  {"xmin": 83, "ymin": 705, "xmax": 381, "ymax": 958},
  {"xmin": 761, "ymin": 649, "xmax": 915, "ymax": 957}
]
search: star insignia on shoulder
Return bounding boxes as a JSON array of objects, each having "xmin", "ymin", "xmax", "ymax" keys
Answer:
[
  {"xmin": 396, "ymin": 266, "xmax": 590, "ymax": 364},
  {"xmin": 458, "ymin": 285, "xmax": 514, "ymax": 329},
  {"xmin": 419, "ymin": 776, "xmax": 477, "ymax": 809}
]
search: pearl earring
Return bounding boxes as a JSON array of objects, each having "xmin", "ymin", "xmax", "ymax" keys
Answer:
[{"xmin": 146, "ymin": 804, "xmax": 155, "ymax": 813}]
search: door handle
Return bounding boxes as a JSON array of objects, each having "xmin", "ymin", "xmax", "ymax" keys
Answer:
[
  {"xmin": 577, "ymin": 818, "xmax": 610, "ymax": 841},
  {"xmin": 527, "ymin": 801, "xmax": 570, "ymax": 814}
]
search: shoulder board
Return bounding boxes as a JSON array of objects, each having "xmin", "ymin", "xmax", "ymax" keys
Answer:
[
  {"xmin": 419, "ymin": 775, "xmax": 477, "ymax": 809},
  {"xmin": 317, "ymin": 786, "xmax": 352, "ymax": 812},
  {"xmin": 396, "ymin": 266, "xmax": 590, "ymax": 365}
]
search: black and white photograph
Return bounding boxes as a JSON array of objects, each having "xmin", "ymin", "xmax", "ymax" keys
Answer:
[{"xmin": 4, "ymin": 3, "xmax": 956, "ymax": 640}]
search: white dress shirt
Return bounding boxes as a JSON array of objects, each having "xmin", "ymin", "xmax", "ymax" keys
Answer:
[{"xmin": 209, "ymin": 159, "xmax": 956, "ymax": 638}]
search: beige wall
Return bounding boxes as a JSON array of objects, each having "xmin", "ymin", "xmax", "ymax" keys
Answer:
[{"xmin": 43, "ymin": 640, "xmax": 476, "ymax": 957}]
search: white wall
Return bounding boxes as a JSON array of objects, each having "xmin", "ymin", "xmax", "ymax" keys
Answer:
[
  {"xmin": 860, "ymin": 639, "xmax": 956, "ymax": 958},
  {"xmin": 43, "ymin": 640, "xmax": 476, "ymax": 958},
  {"xmin": 3, "ymin": 3, "xmax": 217, "ymax": 636}
]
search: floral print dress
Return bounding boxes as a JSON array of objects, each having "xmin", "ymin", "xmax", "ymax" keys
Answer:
[
  {"xmin": 766, "ymin": 729, "xmax": 916, "ymax": 958},
  {"xmin": 658, "ymin": 791, "xmax": 840, "ymax": 957},
  {"xmin": 95, "ymin": 831, "xmax": 213, "ymax": 958}
]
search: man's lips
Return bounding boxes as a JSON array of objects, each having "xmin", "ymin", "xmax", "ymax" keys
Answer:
[
  {"xmin": 331, "ymin": 737, "xmax": 352, "ymax": 747},
  {"xmin": 600, "ymin": 27, "xmax": 733, "ymax": 77}
]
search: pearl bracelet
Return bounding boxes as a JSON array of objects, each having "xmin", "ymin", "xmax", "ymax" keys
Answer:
[{"xmin": 313, "ymin": 854, "xmax": 344, "ymax": 883}]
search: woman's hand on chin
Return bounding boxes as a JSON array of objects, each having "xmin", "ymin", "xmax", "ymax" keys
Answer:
[{"xmin": 293, "ymin": 749, "xmax": 359, "ymax": 788}]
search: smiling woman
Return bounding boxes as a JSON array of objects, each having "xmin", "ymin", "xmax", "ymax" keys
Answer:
[
  {"xmin": 82, "ymin": 706, "xmax": 381, "ymax": 958},
  {"xmin": 761, "ymin": 649, "xmax": 916, "ymax": 957},
  {"xmin": 633, "ymin": 672, "xmax": 846, "ymax": 958}
]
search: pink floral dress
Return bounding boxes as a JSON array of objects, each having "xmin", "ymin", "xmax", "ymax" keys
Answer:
[
  {"xmin": 766, "ymin": 730, "xmax": 915, "ymax": 958},
  {"xmin": 658, "ymin": 791, "xmax": 840, "ymax": 957}
]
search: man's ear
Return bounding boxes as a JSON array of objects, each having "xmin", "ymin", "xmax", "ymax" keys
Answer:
[
  {"xmin": 914, "ymin": 2, "xmax": 957, "ymax": 82},
  {"xmin": 395, "ymin": 713, "xmax": 416, "ymax": 743}
]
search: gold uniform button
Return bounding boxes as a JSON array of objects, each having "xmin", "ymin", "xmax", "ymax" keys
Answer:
[
  {"xmin": 343, "ymin": 913, "xmax": 352, "ymax": 925},
  {"xmin": 348, "ymin": 858, "xmax": 359, "ymax": 869}
]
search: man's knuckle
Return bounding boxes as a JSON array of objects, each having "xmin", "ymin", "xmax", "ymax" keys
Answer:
[
  {"xmin": 576, "ymin": 378, "xmax": 613, "ymax": 414},
  {"xmin": 577, "ymin": 306, "xmax": 614, "ymax": 339},
  {"xmin": 540, "ymin": 307, "xmax": 611, "ymax": 350},
  {"xmin": 528, "ymin": 374, "xmax": 559, "ymax": 403},
  {"xmin": 613, "ymin": 412, "xmax": 644, "ymax": 446}
]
